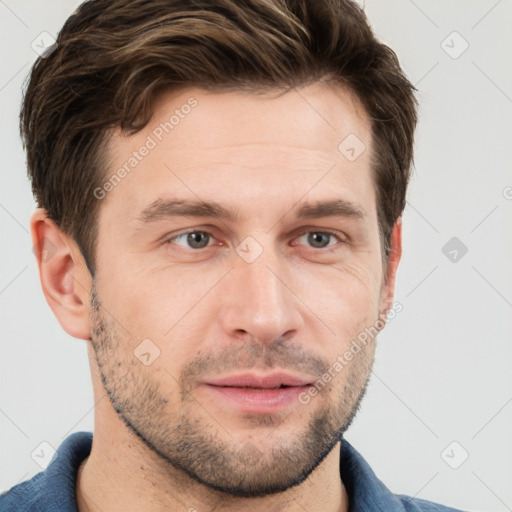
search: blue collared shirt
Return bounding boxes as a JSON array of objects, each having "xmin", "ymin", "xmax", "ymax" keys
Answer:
[{"xmin": 0, "ymin": 431, "xmax": 467, "ymax": 511}]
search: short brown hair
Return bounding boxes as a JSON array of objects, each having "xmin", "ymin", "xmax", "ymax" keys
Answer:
[{"xmin": 21, "ymin": 0, "xmax": 417, "ymax": 276}]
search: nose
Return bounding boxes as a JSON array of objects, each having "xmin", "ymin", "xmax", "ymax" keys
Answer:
[{"xmin": 219, "ymin": 242, "xmax": 304, "ymax": 344}]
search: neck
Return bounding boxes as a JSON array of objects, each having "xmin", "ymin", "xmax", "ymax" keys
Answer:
[{"xmin": 75, "ymin": 420, "xmax": 348, "ymax": 512}]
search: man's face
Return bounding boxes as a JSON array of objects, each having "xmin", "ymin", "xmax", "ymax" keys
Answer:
[{"xmin": 89, "ymin": 83, "xmax": 391, "ymax": 496}]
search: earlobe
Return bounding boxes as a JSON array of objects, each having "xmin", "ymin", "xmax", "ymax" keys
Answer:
[
  {"xmin": 30, "ymin": 209, "xmax": 92, "ymax": 340},
  {"xmin": 379, "ymin": 220, "xmax": 402, "ymax": 318}
]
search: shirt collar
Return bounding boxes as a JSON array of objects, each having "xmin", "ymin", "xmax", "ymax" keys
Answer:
[{"xmin": 340, "ymin": 436, "xmax": 409, "ymax": 511}]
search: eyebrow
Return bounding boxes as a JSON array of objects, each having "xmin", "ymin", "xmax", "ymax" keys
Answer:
[{"xmin": 136, "ymin": 198, "xmax": 365, "ymax": 225}]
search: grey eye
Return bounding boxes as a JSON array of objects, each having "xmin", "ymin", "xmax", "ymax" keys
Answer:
[{"xmin": 171, "ymin": 231, "xmax": 212, "ymax": 249}]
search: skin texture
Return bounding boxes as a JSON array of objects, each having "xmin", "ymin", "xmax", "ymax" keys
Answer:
[{"xmin": 31, "ymin": 82, "xmax": 401, "ymax": 512}]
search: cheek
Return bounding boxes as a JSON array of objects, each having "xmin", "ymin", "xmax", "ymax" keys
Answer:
[
  {"xmin": 97, "ymin": 251, "xmax": 192, "ymax": 322},
  {"xmin": 302, "ymin": 261, "xmax": 382, "ymax": 343},
  {"xmin": 98, "ymin": 267, "xmax": 214, "ymax": 371},
  {"xmin": 337, "ymin": 260, "xmax": 382, "ymax": 300}
]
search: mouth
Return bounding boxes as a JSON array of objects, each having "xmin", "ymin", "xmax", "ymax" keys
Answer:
[{"xmin": 201, "ymin": 372, "xmax": 314, "ymax": 413}]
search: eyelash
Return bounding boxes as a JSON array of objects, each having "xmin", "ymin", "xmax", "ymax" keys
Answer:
[{"xmin": 163, "ymin": 228, "xmax": 347, "ymax": 252}]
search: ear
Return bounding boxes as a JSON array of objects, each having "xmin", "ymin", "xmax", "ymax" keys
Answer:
[
  {"xmin": 30, "ymin": 208, "xmax": 92, "ymax": 340},
  {"xmin": 379, "ymin": 219, "xmax": 402, "ymax": 319}
]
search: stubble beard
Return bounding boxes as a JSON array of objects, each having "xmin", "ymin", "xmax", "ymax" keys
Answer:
[{"xmin": 89, "ymin": 282, "xmax": 375, "ymax": 498}]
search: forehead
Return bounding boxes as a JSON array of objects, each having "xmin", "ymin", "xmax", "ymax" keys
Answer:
[{"xmin": 101, "ymin": 83, "xmax": 374, "ymax": 223}]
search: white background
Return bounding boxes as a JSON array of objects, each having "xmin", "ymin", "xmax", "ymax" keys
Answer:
[{"xmin": 1, "ymin": 1, "xmax": 511, "ymax": 511}]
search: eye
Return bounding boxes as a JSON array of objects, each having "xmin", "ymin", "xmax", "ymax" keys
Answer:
[
  {"xmin": 294, "ymin": 230, "xmax": 345, "ymax": 250},
  {"xmin": 163, "ymin": 228, "xmax": 346, "ymax": 252},
  {"xmin": 165, "ymin": 230, "xmax": 214, "ymax": 250}
]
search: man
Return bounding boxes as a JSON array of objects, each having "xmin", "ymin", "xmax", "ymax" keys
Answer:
[{"xmin": 0, "ymin": 0, "xmax": 467, "ymax": 510}]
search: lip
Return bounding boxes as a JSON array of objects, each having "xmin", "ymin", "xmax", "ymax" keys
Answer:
[
  {"xmin": 201, "ymin": 372, "xmax": 314, "ymax": 414},
  {"xmin": 204, "ymin": 371, "xmax": 314, "ymax": 389}
]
